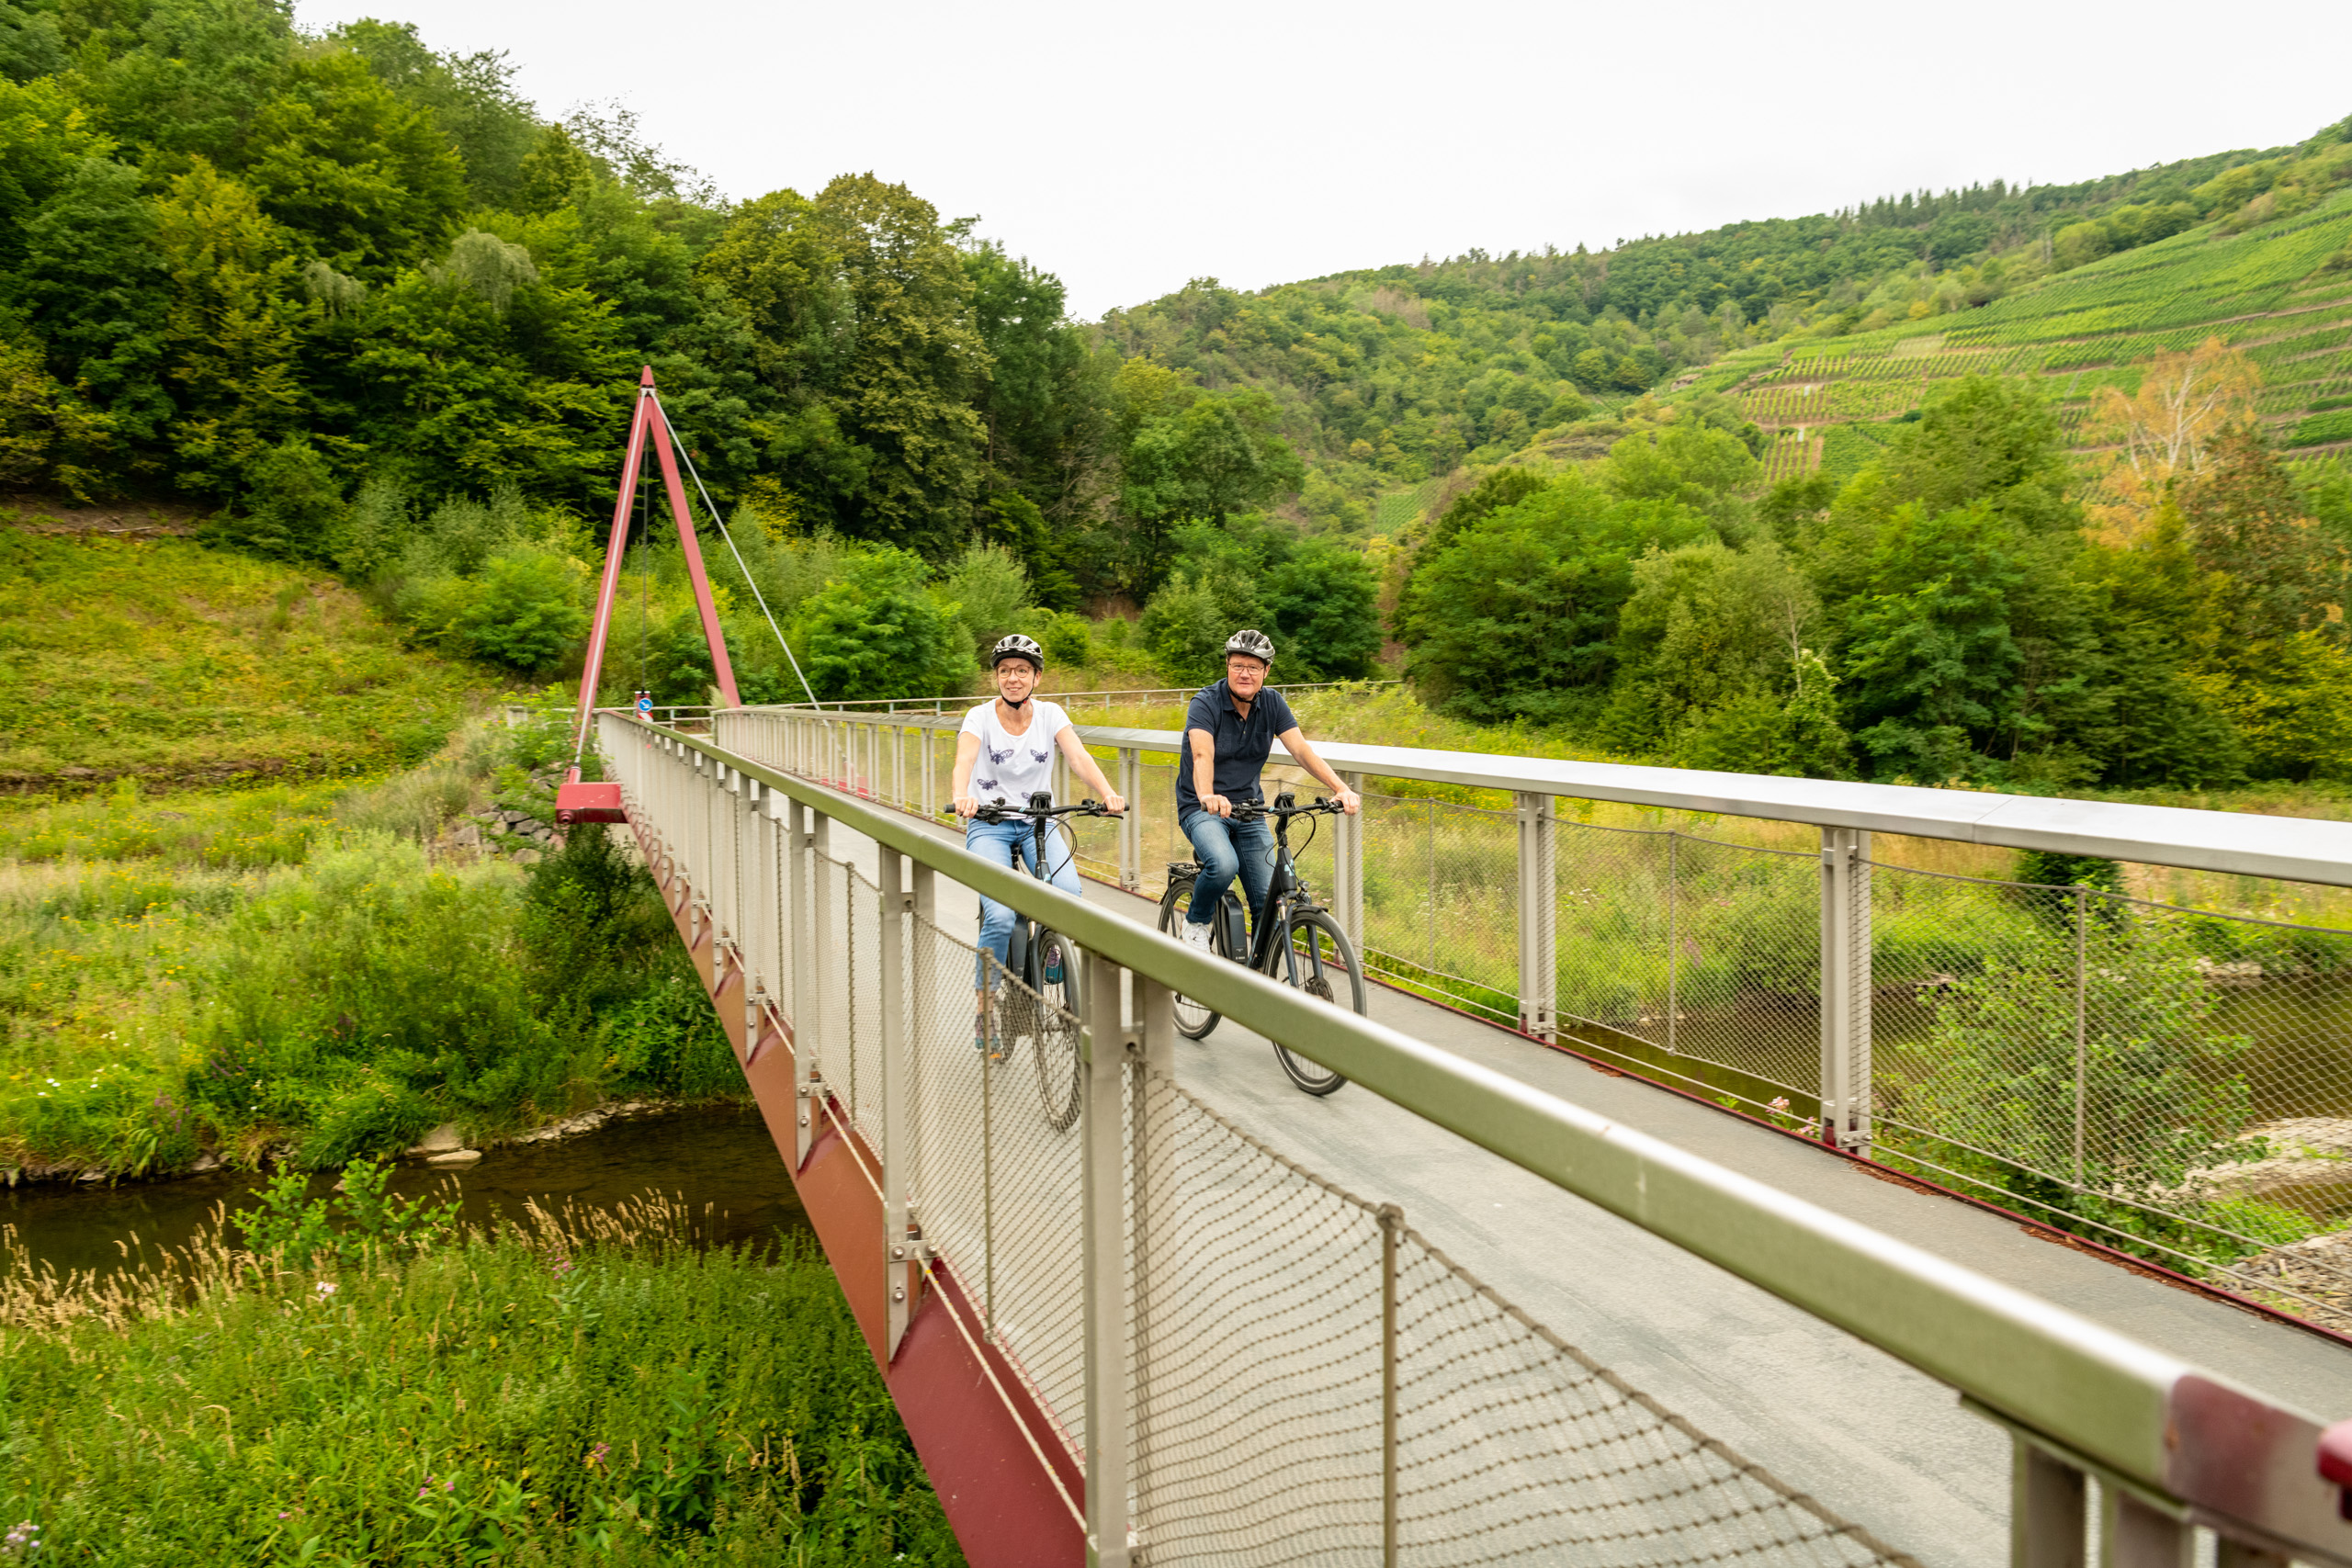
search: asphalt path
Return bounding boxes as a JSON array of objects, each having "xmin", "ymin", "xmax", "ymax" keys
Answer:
[{"xmin": 812, "ymin": 799, "xmax": 2352, "ymax": 1568}]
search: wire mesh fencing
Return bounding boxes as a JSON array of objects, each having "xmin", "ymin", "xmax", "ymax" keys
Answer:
[
  {"xmin": 1359, "ymin": 790, "xmax": 1521, "ymax": 1023},
  {"xmin": 1128, "ymin": 1069, "xmax": 1916, "ymax": 1567},
  {"xmin": 1866, "ymin": 863, "xmax": 2352, "ymax": 1323},
  {"xmin": 899, "ymin": 909, "xmax": 1091, "ymax": 1460}
]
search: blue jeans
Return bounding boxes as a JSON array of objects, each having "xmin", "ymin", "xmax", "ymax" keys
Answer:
[
  {"xmin": 1181, "ymin": 807, "xmax": 1275, "ymax": 931},
  {"xmin": 967, "ymin": 816, "xmax": 1082, "ymax": 987}
]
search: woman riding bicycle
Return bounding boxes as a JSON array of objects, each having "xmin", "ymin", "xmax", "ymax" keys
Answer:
[{"xmin": 951, "ymin": 634, "xmax": 1126, "ymax": 1055}]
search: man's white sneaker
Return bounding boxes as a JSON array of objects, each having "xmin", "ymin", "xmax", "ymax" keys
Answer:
[{"xmin": 1181, "ymin": 919, "xmax": 1213, "ymax": 952}]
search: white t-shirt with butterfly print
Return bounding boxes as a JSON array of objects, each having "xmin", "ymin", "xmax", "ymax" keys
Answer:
[{"xmin": 960, "ymin": 699, "xmax": 1070, "ymax": 807}]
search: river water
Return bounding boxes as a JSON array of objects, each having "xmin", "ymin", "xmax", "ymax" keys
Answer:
[{"xmin": 2, "ymin": 1104, "xmax": 808, "ymax": 1280}]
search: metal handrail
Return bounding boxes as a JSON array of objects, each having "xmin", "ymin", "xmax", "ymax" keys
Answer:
[
  {"xmin": 762, "ymin": 706, "xmax": 2352, "ymax": 889},
  {"xmin": 757, "ymin": 679, "xmax": 1400, "ymax": 716},
  {"xmin": 616, "ymin": 711, "xmax": 2352, "ymax": 1560}
]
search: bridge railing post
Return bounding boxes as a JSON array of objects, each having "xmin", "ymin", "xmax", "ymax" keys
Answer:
[
  {"xmin": 790, "ymin": 805, "xmax": 827, "ymax": 1166},
  {"xmin": 1129, "ymin": 968, "xmax": 1171, "ymax": 1551},
  {"xmin": 1515, "ymin": 792, "xmax": 1555, "ymax": 1042},
  {"xmin": 1335, "ymin": 770, "xmax": 1365, "ymax": 949},
  {"xmin": 1819, "ymin": 827, "xmax": 1872, "ymax": 1155},
  {"xmin": 879, "ymin": 844, "xmax": 918, "ymax": 1358},
  {"xmin": 1080, "ymin": 948, "xmax": 1133, "ymax": 1568},
  {"xmin": 2009, "ymin": 1435, "xmax": 2086, "ymax": 1568},
  {"xmin": 732, "ymin": 763, "xmax": 750, "ymax": 953},
  {"xmin": 1379, "ymin": 1201, "xmax": 1401, "ymax": 1568},
  {"xmin": 755, "ymin": 781, "xmax": 780, "ymax": 1036},
  {"xmin": 741, "ymin": 774, "xmax": 763, "ymax": 1048},
  {"xmin": 1117, "ymin": 748, "xmax": 1143, "ymax": 892},
  {"xmin": 691, "ymin": 752, "xmax": 712, "ymax": 946}
]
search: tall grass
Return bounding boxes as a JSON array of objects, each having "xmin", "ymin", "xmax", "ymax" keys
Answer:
[
  {"xmin": 0, "ymin": 1191, "xmax": 963, "ymax": 1564},
  {"xmin": 0, "ymin": 717, "xmax": 735, "ymax": 1179}
]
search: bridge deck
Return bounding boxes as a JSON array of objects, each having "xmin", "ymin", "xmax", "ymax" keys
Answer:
[{"xmin": 808, "ymin": 799, "xmax": 2352, "ymax": 1568}]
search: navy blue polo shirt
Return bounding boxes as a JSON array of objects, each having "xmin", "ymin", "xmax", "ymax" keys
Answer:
[{"xmin": 1177, "ymin": 679, "xmax": 1297, "ymax": 816}]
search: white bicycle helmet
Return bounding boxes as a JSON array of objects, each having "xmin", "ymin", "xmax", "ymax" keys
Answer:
[
  {"xmin": 990, "ymin": 633, "xmax": 1045, "ymax": 671},
  {"xmin": 1224, "ymin": 628, "xmax": 1275, "ymax": 665}
]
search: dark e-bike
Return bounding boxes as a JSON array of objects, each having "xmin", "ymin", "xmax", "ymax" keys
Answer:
[
  {"xmin": 976, "ymin": 792, "xmax": 1114, "ymax": 1132},
  {"xmin": 1155, "ymin": 793, "xmax": 1366, "ymax": 1096}
]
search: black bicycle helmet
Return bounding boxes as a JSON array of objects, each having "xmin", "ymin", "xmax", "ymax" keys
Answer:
[
  {"xmin": 1224, "ymin": 628, "xmax": 1275, "ymax": 665},
  {"xmin": 990, "ymin": 633, "xmax": 1045, "ymax": 671}
]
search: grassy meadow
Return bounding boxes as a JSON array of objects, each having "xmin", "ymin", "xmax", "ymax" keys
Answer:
[{"xmin": 0, "ymin": 525, "xmax": 499, "ymax": 788}]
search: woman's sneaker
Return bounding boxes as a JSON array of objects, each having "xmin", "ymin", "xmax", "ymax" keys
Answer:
[
  {"xmin": 973, "ymin": 1005, "xmax": 1008, "ymax": 1063},
  {"xmin": 1181, "ymin": 919, "xmax": 1214, "ymax": 953}
]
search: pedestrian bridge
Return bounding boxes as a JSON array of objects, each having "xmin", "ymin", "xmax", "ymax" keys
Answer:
[{"xmin": 578, "ymin": 700, "xmax": 2352, "ymax": 1568}]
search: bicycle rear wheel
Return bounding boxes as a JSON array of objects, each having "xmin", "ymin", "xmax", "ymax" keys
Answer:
[
  {"xmin": 1269, "ymin": 909, "xmax": 1362, "ymax": 1096},
  {"xmin": 1032, "ymin": 926, "xmax": 1082, "ymax": 1133},
  {"xmin": 1156, "ymin": 880, "xmax": 1224, "ymax": 1040}
]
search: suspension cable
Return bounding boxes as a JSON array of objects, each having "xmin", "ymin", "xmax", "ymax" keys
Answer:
[
  {"xmin": 637, "ymin": 463, "xmax": 650, "ymax": 697},
  {"xmin": 652, "ymin": 392, "xmax": 820, "ymax": 708}
]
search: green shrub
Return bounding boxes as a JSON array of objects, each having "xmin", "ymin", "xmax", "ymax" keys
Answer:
[
  {"xmin": 1139, "ymin": 571, "xmax": 1230, "ymax": 684},
  {"xmin": 187, "ymin": 836, "xmax": 571, "ymax": 1158},
  {"xmin": 207, "ymin": 438, "xmax": 344, "ymax": 560},
  {"xmin": 1038, "ymin": 608, "xmax": 1092, "ymax": 670},
  {"xmin": 936, "ymin": 543, "xmax": 1032, "ymax": 659},
  {"xmin": 457, "ymin": 545, "xmax": 590, "ymax": 671},
  {"xmin": 791, "ymin": 547, "xmax": 976, "ymax": 700}
]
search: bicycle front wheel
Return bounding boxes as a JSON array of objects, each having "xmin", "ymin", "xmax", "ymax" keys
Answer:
[
  {"xmin": 1156, "ymin": 880, "xmax": 1223, "ymax": 1040},
  {"xmin": 1269, "ymin": 910, "xmax": 1363, "ymax": 1096},
  {"xmin": 1032, "ymin": 926, "xmax": 1083, "ymax": 1133}
]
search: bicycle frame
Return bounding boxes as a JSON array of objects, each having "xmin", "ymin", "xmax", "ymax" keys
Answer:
[
  {"xmin": 1228, "ymin": 797, "xmax": 1340, "ymax": 980},
  {"xmin": 978, "ymin": 793, "xmax": 1103, "ymax": 981}
]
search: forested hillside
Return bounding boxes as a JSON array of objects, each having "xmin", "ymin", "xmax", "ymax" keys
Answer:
[
  {"xmin": 0, "ymin": 0, "xmax": 1311, "ymax": 618},
  {"xmin": 5, "ymin": 0, "xmax": 2351, "ymax": 790},
  {"xmin": 1102, "ymin": 124, "xmax": 2352, "ymax": 531}
]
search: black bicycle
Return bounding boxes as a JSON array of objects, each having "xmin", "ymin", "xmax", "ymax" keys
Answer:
[
  {"xmin": 974, "ymin": 792, "xmax": 1115, "ymax": 1132},
  {"xmin": 1155, "ymin": 793, "xmax": 1365, "ymax": 1096}
]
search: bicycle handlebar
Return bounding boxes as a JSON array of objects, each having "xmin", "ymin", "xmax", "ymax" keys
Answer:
[
  {"xmin": 973, "ymin": 796, "xmax": 1122, "ymax": 824},
  {"xmin": 1227, "ymin": 797, "xmax": 1342, "ymax": 822}
]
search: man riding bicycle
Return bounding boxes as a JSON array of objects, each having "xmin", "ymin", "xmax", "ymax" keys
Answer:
[
  {"xmin": 951, "ymin": 633, "xmax": 1125, "ymax": 1055},
  {"xmin": 1177, "ymin": 630, "xmax": 1360, "ymax": 953}
]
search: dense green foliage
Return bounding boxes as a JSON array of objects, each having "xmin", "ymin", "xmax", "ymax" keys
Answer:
[
  {"xmin": 0, "ymin": 720, "xmax": 736, "ymax": 1178},
  {"xmin": 0, "ymin": 0, "xmax": 1327, "ymax": 628},
  {"xmin": 1399, "ymin": 379, "xmax": 2352, "ymax": 786},
  {"xmin": 0, "ymin": 1196, "xmax": 961, "ymax": 1563},
  {"xmin": 1098, "ymin": 119, "xmax": 2351, "ymax": 535}
]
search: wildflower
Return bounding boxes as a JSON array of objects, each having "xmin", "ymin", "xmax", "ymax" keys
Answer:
[
  {"xmin": 315, "ymin": 1280, "xmax": 337, "ymax": 1298},
  {"xmin": 3, "ymin": 1520, "xmax": 39, "ymax": 1557},
  {"xmin": 585, "ymin": 1440, "xmax": 611, "ymax": 1470},
  {"xmin": 1768, "ymin": 1097, "xmax": 1791, "ymax": 1115}
]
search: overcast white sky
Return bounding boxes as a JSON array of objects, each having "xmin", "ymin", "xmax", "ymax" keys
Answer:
[{"xmin": 297, "ymin": 0, "xmax": 2349, "ymax": 321}]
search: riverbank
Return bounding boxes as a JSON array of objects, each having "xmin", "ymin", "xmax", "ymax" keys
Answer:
[
  {"xmin": 2, "ymin": 1102, "xmax": 803, "ymax": 1280},
  {"xmin": 0, "ymin": 1188, "xmax": 960, "ymax": 1564},
  {"xmin": 0, "ymin": 713, "xmax": 745, "ymax": 1182}
]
